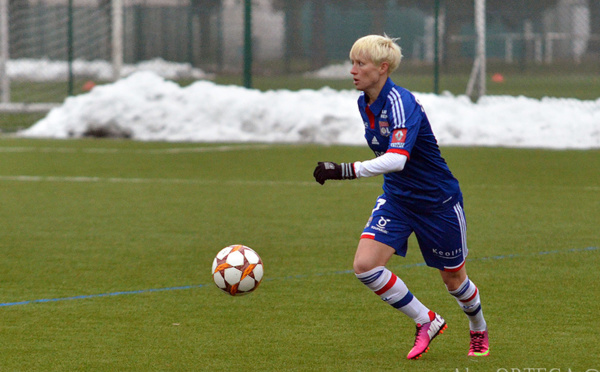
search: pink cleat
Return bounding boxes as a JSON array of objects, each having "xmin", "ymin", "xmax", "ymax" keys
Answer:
[
  {"xmin": 407, "ymin": 311, "xmax": 447, "ymax": 360},
  {"xmin": 468, "ymin": 330, "xmax": 490, "ymax": 356}
]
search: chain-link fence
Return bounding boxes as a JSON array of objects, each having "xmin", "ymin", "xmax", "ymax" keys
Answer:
[{"xmin": 1, "ymin": 0, "xmax": 599, "ymax": 112}]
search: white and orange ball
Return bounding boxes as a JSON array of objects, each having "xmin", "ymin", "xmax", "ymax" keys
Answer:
[{"xmin": 212, "ymin": 245, "xmax": 263, "ymax": 296}]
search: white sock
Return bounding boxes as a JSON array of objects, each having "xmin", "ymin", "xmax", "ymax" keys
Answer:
[
  {"xmin": 448, "ymin": 277, "xmax": 487, "ymax": 331},
  {"xmin": 356, "ymin": 266, "xmax": 431, "ymax": 324}
]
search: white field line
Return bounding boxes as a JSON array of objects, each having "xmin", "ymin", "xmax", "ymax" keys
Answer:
[
  {"xmin": 0, "ymin": 174, "xmax": 598, "ymax": 192},
  {"xmin": 0, "ymin": 144, "xmax": 277, "ymax": 154},
  {"xmin": 464, "ymin": 184, "xmax": 600, "ymax": 192},
  {"xmin": 0, "ymin": 175, "xmax": 319, "ymax": 187}
]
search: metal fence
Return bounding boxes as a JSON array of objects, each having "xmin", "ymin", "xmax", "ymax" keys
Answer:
[{"xmin": 1, "ymin": 0, "xmax": 599, "ymax": 110}]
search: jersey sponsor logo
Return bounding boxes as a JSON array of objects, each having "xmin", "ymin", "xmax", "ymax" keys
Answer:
[
  {"xmin": 369, "ymin": 217, "xmax": 391, "ymax": 234},
  {"xmin": 376, "ymin": 217, "xmax": 390, "ymax": 227},
  {"xmin": 371, "ymin": 137, "xmax": 379, "ymax": 145},
  {"xmin": 432, "ymin": 247, "xmax": 463, "ymax": 259},
  {"xmin": 379, "ymin": 121, "xmax": 390, "ymax": 137},
  {"xmin": 390, "ymin": 129, "xmax": 407, "ymax": 148}
]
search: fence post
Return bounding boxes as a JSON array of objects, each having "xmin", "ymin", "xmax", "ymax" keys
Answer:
[
  {"xmin": 1, "ymin": 0, "xmax": 11, "ymax": 103},
  {"xmin": 475, "ymin": 0, "xmax": 486, "ymax": 98},
  {"xmin": 243, "ymin": 0, "xmax": 252, "ymax": 89},
  {"xmin": 466, "ymin": 0, "xmax": 486, "ymax": 100},
  {"xmin": 112, "ymin": 0, "xmax": 123, "ymax": 81},
  {"xmin": 67, "ymin": 0, "xmax": 74, "ymax": 96}
]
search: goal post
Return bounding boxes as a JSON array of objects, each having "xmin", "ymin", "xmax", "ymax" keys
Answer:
[
  {"xmin": 0, "ymin": 0, "xmax": 121, "ymax": 113},
  {"xmin": 466, "ymin": 0, "xmax": 486, "ymax": 100},
  {"xmin": 111, "ymin": 0, "xmax": 123, "ymax": 81},
  {"xmin": 0, "ymin": 0, "xmax": 9, "ymax": 104}
]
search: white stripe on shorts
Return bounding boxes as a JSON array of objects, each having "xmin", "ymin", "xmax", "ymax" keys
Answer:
[{"xmin": 453, "ymin": 202, "xmax": 468, "ymax": 257}]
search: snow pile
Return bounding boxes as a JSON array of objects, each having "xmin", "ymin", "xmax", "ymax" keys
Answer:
[
  {"xmin": 19, "ymin": 71, "xmax": 600, "ymax": 149},
  {"xmin": 7, "ymin": 58, "xmax": 213, "ymax": 82},
  {"xmin": 304, "ymin": 61, "xmax": 353, "ymax": 79}
]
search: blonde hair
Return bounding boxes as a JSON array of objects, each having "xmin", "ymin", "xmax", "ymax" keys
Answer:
[{"xmin": 349, "ymin": 34, "xmax": 403, "ymax": 74}]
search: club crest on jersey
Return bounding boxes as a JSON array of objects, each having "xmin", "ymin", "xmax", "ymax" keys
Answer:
[
  {"xmin": 379, "ymin": 121, "xmax": 390, "ymax": 136},
  {"xmin": 391, "ymin": 129, "xmax": 407, "ymax": 148}
]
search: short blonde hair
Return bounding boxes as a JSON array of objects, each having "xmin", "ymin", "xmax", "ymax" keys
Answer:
[{"xmin": 349, "ymin": 34, "xmax": 403, "ymax": 74}]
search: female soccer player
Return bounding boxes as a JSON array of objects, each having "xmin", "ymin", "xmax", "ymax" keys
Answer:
[{"xmin": 313, "ymin": 34, "xmax": 489, "ymax": 360}]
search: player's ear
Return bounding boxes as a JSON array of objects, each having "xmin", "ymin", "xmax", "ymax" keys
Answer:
[{"xmin": 379, "ymin": 62, "xmax": 390, "ymax": 76}]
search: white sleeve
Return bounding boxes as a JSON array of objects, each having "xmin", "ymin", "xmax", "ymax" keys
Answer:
[{"xmin": 353, "ymin": 152, "xmax": 408, "ymax": 178}]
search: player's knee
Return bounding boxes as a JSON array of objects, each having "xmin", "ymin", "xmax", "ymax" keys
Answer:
[
  {"xmin": 354, "ymin": 240, "xmax": 395, "ymax": 274},
  {"xmin": 440, "ymin": 267, "xmax": 467, "ymax": 291},
  {"xmin": 353, "ymin": 257, "xmax": 377, "ymax": 275}
]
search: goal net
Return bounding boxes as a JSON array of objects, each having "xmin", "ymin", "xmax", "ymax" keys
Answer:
[{"xmin": 0, "ymin": 0, "xmax": 115, "ymax": 112}]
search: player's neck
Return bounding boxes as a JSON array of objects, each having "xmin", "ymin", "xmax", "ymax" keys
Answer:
[
  {"xmin": 364, "ymin": 77, "xmax": 388, "ymax": 105},
  {"xmin": 365, "ymin": 88, "xmax": 381, "ymax": 105}
]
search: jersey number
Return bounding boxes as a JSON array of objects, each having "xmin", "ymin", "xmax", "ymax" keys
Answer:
[{"xmin": 372, "ymin": 198, "xmax": 386, "ymax": 213}]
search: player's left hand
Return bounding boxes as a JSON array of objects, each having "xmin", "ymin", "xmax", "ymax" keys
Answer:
[{"xmin": 313, "ymin": 162, "xmax": 356, "ymax": 185}]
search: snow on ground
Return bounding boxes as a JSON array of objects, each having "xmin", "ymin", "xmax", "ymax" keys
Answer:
[
  {"xmin": 7, "ymin": 58, "xmax": 213, "ymax": 81},
  {"xmin": 303, "ymin": 61, "xmax": 353, "ymax": 79},
  {"xmin": 14, "ymin": 61, "xmax": 600, "ymax": 149}
]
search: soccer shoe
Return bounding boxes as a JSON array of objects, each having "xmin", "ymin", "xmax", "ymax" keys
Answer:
[
  {"xmin": 406, "ymin": 312, "xmax": 447, "ymax": 360},
  {"xmin": 468, "ymin": 330, "xmax": 490, "ymax": 356}
]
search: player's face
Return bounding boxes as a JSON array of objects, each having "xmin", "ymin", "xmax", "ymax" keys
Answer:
[{"xmin": 350, "ymin": 55, "xmax": 385, "ymax": 93}]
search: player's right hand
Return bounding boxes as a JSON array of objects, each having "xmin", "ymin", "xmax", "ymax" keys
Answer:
[{"xmin": 313, "ymin": 162, "xmax": 356, "ymax": 185}]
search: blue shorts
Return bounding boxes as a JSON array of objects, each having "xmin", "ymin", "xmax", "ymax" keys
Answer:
[{"xmin": 361, "ymin": 194, "xmax": 468, "ymax": 272}]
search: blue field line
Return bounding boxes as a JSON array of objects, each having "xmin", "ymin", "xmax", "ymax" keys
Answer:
[
  {"xmin": 0, "ymin": 285, "xmax": 207, "ymax": 308},
  {"xmin": 1, "ymin": 246, "xmax": 597, "ymax": 308}
]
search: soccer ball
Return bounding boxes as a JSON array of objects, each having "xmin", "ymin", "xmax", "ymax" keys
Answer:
[{"xmin": 212, "ymin": 245, "xmax": 264, "ymax": 296}]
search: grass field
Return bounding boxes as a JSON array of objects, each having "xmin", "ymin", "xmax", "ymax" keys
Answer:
[{"xmin": 1, "ymin": 138, "xmax": 599, "ymax": 371}]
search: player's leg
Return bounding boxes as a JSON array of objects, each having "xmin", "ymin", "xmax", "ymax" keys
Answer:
[
  {"xmin": 354, "ymin": 238, "xmax": 446, "ymax": 360},
  {"xmin": 354, "ymin": 238, "xmax": 432, "ymax": 324},
  {"xmin": 440, "ymin": 266, "xmax": 487, "ymax": 331},
  {"xmin": 419, "ymin": 200, "xmax": 489, "ymax": 356},
  {"xmin": 354, "ymin": 195, "xmax": 446, "ymax": 360},
  {"xmin": 440, "ymin": 267, "xmax": 489, "ymax": 356}
]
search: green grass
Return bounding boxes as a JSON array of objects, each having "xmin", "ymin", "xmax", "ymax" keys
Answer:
[{"xmin": 0, "ymin": 138, "xmax": 599, "ymax": 370}]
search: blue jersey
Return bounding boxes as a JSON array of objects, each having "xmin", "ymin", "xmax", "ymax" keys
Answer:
[{"xmin": 357, "ymin": 78, "xmax": 461, "ymax": 212}]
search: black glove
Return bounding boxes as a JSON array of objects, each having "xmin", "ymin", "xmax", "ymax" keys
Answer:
[{"xmin": 313, "ymin": 162, "xmax": 356, "ymax": 185}]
